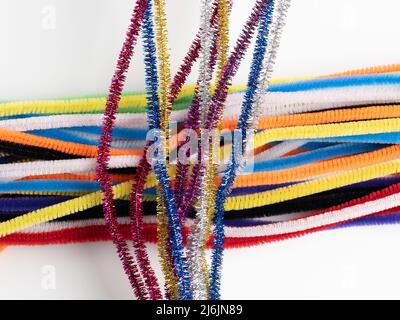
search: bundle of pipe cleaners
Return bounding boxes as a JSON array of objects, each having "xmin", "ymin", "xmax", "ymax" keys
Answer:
[{"xmin": 0, "ymin": 0, "xmax": 400, "ymax": 300}]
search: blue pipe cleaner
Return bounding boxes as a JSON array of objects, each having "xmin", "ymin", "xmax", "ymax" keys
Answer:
[
  {"xmin": 0, "ymin": 196, "xmax": 72, "ymax": 213},
  {"xmin": 246, "ymin": 143, "xmax": 379, "ymax": 172},
  {"xmin": 310, "ymin": 132, "xmax": 400, "ymax": 145},
  {"xmin": 141, "ymin": 0, "xmax": 192, "ymax": 300},
  {"xmin": 268, "ymin": 73, "xmax": 400, "ymax": 92},
  {"xmin": 333, "ymin": 212, "xmax": 400, "ymax": 229},
  {"xmin": 28, "ymin": 129, "xmax": 99, "ymax": 146},
  {"xmin": 71, "ymin": 126, "xmax": 148, "ymax": 140}
]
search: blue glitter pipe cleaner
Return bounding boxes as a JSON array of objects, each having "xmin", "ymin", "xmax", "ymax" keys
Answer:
[{"xmin": 141, "ymin": 0, "xmax": 192, "ymax": 299}]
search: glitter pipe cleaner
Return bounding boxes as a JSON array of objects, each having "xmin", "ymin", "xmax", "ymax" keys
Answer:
[
  {"xmin": 204, "ymin": 0, "xmax": 231, "ymax": 227},
  {"xmin": 178, "ymin": 3, "xmax": 276, "ymax": 225},
  {"xmin": 139, "ymin": 0, "xmax": 183, "ymax": 300},
  {"xmin": 95, "ymin": 0, "xmax": 151, "ymax": 300},
  {"xmin": 231, "ymin": 0, "xmax": 291, "ymax": 148},
  {"xmin": 197, "ymin": 0, "xmax": 214, "ymax": 126},
  {"xmin": 201, "ymin": 0, "xmax": 231, "ymax": 296},
  {"xmin": 188, "ymin": 0, "xmax": 231, "ymax": 299},
  {"xmin": 95, "ymin": 0, "xmax": 218, "ymax": 300},
  {"xmin": 186, "ymin": 0, "xmax": 216, "ymax": 300},
  {"xmin": 206, "ymin": 0, "xmax": 231, "ymax": 220},
  {"xmin": 160, "ymin": 16, "xmax": 218, "ymax": 296},
  {"xmin": 126, "ymin": 2, "xmax": 220, "ymax": 299},
  {"xmin": 153, "ymin": 0, "xmax": 192, "ymax": 300},
  {"xmin": 153, "ymin": 0, "xmax": 187, "ymax": 298},
  {"xmin": 172, "ymin": 1, "xmax": 221, "ymax": 211},
  {"xmin": 136, "ymin": 0, "xmax": 177, "ymax": 299},
  {"xmin": 94, "ymin": 0, "xmax": 203, "ymax": 298},
  {"xmin": 250, "ymin": 0, "xmax": 291, "ymax": 130},
  {"xmin": 233, "ymin": 0, "xmax": 291, "ymax": 175},
  {"xmin": 215, "ymin": 0, "xmax": 230, "ymax": 82},
  {"xmin": 175, "ymin": 0, "xmax": 271, "ymax": 223},
  {"xmin": 152, "ymin": 0, "xmax": 193, "ymax": 300},
  {"xmin": 210, "ymin": 1, "xmax": 277, "ymax": 299},
  {"xmin": 172, "ymin": 4, "xmax": 225, "ymax": 213},
  {"xmin": 131, "ymin": 1, "xmax": 220, "ymax": 299},
  {"xmin": 132, "ymin": 1, "xmax": 219, "ymax": 205},
  {"xmin": 211, "ymin": 1, "xmax": 288, "ymax": 298},
  {"xmin": 212, "ymin": 1, "xmax": 290, "ymax": 252},
  {"xmin": 127, "ymin": 0, "xmax": 163, "ymax": 300},
  {"xmin": 187, "ymin": 0, "xmax": 231, "ymax": 299},
  {"xmin": 203, "ymin": 0, "xmax": 275, "ymax": 130},
  {"xmin": 127, "ymin": 0, "xmax": 272, "ymax": 298},
  {"xmin": 191, "ymin": 0, "xmax": 282, "ymax": 296}
]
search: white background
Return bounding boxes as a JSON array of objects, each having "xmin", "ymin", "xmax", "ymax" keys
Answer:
[{"xmin": 0, "ymin": 0, "xmax": 399, "ymax": 299}]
